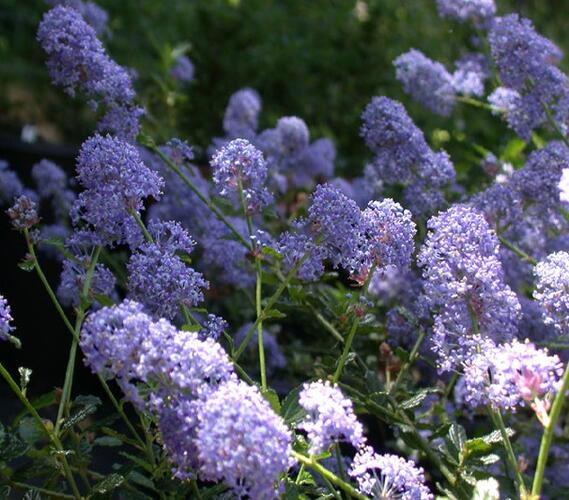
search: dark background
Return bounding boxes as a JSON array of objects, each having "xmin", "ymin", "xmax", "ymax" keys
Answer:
[{"xmin": 1, "ymin": 0, "xmax": 567, "ymax": 403}]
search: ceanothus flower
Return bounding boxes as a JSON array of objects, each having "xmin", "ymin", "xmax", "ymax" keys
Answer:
[
  {"xmin": 394, "ymin": 49, "xmax": 455, "ymax": 116},
  {"xmin": 461, "ymin": 340, "xmax": 563, "ymax": 412},
  {"xmin": 0, "ymin": 295, "xmax": 15, "ymax": 343},
  {"xmin": 534, "ymin": 252, "xmax": 569, "ymax": 335},
  {"xmin": 349, "ymin": 446, "xmax": 433, "ymax": 499},
  {"xmin": 470, "ymin": 183, "xmax": 523, "ymax": 231},
  {"xmin": 418, "ymin": 205, "xmax": 520, "ymax": 372},
  {"xmin": 436, "ymin": 0, "xmax": 495, "ymax": 24},
  {"xmin": 305, "ymin": 183, "xmax": 367, "ymax": 275},
  {"xmin": 488, "ymin": 15, "xmax": 569, "ymax": 140},
  {"xmin": 222, "ymin": 87, "xmax": 262, "ymax": 140},
  {"xmin": 195, "ymin": 379, "xmax": 293, "ymax": 498},
  {"xmin": 37, "ymin": 6, "xmax": 134, "ymax": 104},
  {"xmin": 46, "ymin": 0, "xmax": 109, "ymax": 36},
  {"xmin": 6, "ymin": 195, "xmax": 39, "ymax": 231},
  {"xmin": 0, "ymin": 160, "xmax": 24, "ymax": 205},
  {"xmin": 560, "ymin": 168, "xmax": 569, "ymax": 203},
  {"xmin": 362, "ymin": 199, "xmax": 416, "ymax": 272},
  {"xmin": 57, "ymin": 256, "xmax": 116, "ymax": 308},
  {"xmin": 210, "ymin": 138, "xmax": 273, "ymax": 213},
  {"xmin": 127, "ymin": 220, "xmax": 208, "ymax": 320},
  {"xmin": 71, "ymin": 134, "xmax": 163, "ymax": 248},
  {"xmin": 511, "ymin": 142, "xmax": 569, "ymax": 216},
  {"xmin": 97, "ymin": 103, "xmax": 145, "ymax": 142},
  {"xmin": 31, "ymin": 159, "xmax": 67, "ymax": 198},
  {"xmin": 170, "ymin": 55, "xmax": 195, "ymax": 82},
  {"xmin": 298, "ymin": 380, "xmax": 365, "ymax": 453},
  {"xmin": 197, "ymin": 314, "xmax": 228, "ymax": 341},
  {"xmin": 80, "ymin": 300, "xmax": 234, "ymax": 409},
  {"xmin": 361, "ymin": 96, "xmax": 455, "ymax": 215},
  {"xmin": 452, "ymin": 53, "xmax": 488, "ymax": 97}
]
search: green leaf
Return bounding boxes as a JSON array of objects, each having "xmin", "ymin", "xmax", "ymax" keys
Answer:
[
  {"xmin": 119, "ymin": 452, "xmax": 154, "ymax": 473},
  {"xmin": 19, "ymin": 367, "xmax": 32, "ymax": 394},
  {"xmin": 0, "ymin": 486, "xmax": 11, "ymax": 499},
  {"xmin": 18, "ymin": 260, "xmax": 35, "ymax": 272},
  {"xmin": 399, "ymin": 390, "xmax": 432, "ymax": 410},
  {"xmin": 464, "ymin": 438, "xmax": 493, "ymax": 457},
  {"xmin": 501, "ymin": 137, "xmax": 526, "ymax": 162},
  {"xmin": 92, "ymin": 293, "xmax": 115, "ymax": 307},
  {"xmin": 448, "ymin": 424, "xmax": 467, "ymax": 454},
  {"xmin": 127, "ymin": 471, "xmax": 156, "ymax": 491},
  {"xmin": 262, "ymin": 388, "xmax": 281, "ymax": 414},
  {"xmin": 180, "ymin": 323, "xmax": 201, "ymax": 332},
  {"xmin": 92, "ymin": 473, "xmax": 125, "ymax": 495},
  {"xmin": 94, "ymin": 436, "xmax": 123, "ymax": 447},
  {"xmin": 480, "ymin": 428, "xmax": 514, "ymax": 445},
  {"xmin": 262, "ymin": 309, "xmax": 286, "ymax": 320},
  {"xmin": 261, "ymin": 246, "xmax": 282, "ymax": 260},
  {"xmin": 62, "ymin": 396, "xmax": 101, "ymax": 431},
  {"xmin": 0, "ymin": 423, "xmax": 30, "ymax": 461},
  {"xmin": 18, "ymin": 417, "xmax": 45, "ymax": 444},
  {"xmin": 395, "ymin": 346, "xmax": 409, "ymax": 363},
  {"xmin": 280, "ymin": 385, "xmax": 306, "ymax": 425}
]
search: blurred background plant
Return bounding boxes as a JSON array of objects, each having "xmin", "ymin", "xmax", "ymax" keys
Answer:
[{"xmin": 1, "ymin": 0, "xmax": 567, "ymax": 175}]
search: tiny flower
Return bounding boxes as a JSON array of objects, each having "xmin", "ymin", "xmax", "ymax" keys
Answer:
[{"xmin": 6, "ymin": 195, "xmax": 40, "ymax": 231}]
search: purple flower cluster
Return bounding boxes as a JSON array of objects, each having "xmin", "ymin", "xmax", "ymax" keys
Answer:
[
  {"xmin": 169, "ymin": 55, "xmax": 195, "ymax": 82},
  {"xmin": 461, "ymin": 340, "xmax": 563, "ymax": 411},
  {"xmin": 38, "ymin": 5, "xmax": 143, "ymax": 141},
  {"xmin": 436, "ymin": 0, "xmax": 495, "ymax": 24},
  {"xmin": 81, "ymin": 301, "xmax": 291, "ymax": 495},
  {"xmin": 196, "ymin": 379, "xmax": 293, "ymax": 498},
  {"xmin": 46, "ymin": 0, "xmax": 109, "ymax": 36},
  {"xmin": 280, "ymin": 184, "xmax": 416, "ymax": 282},
  {"xmin": 298, "ymin": 380, "xmax": 365, "ymax": 453},
  {"xmin": 258, "ymin": 116, "xmax": 336, "ymax": 190},
  {"xmin": 349, "ymin": 446, "xmax": 433, "ymax": 499},
  {"xmin": 418, "ymin": 205, "xmax": 520, "ymax": 372},
  {"xmin": 127, "ymin": 220, "xmax": 208, "ymax": 320},
  {"xmin": 534, "ymin": 252, "xmax": 569, "ymax": 336},
  {"xmin": 560, "ymin": 168, "xmax": 569, "ymax": 203},
  {"xmin": 451, "ymin": 53, "xmax": 488, "ymax": 97},
  {"xmin": 0, "ymin": 160, "xmax": 24, "ymax": 206},
  {"xmin": 211, "ymin": 138, "xmax": 273, "ymax": 213},
  {"xmin": 57, "ymin": 256, "xmax": 116, "ymax": 307},
  {"xmin": 488, "ymin": 14, "xmax": 569, "ymax": 140},
  {"xmin": 71, "ymin": 134, "xmax": 163, "ymax": 247},
  {"xmin": 361, "ymin": 96, "xmax": 455, "ymax": 214},
  {"xmin": 0, "ymin": 295, "xmax": 15, "ymax": 343},
  {"xmin": 31, "ymin": 159, "xmax": 76, "ymax": 221},
  {"xmin": 37, "ymin": 6, "xmax": 133, "ymax": 103},
  {"xmin": 6, "ymin": 195, "xmax": 40, "ymax": 231},
  {"xmin": 222, "ymin": 88, "xmax": 262, "ymax": 142},
  {"xmin": 394, "ymin": 49, "xmax": 456, "ymax": 116}
]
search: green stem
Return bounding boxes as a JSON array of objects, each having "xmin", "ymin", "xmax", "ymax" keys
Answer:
[
  {"xmin": 291, "ymin": 452, "xmax": 368, "ymax": 500},
  {"xmin": 233, "ymin": 253, "xmax": 308, "ymax": 360},
  {"xmin": 531, "ymin": 361, "xmax": 569, "ymax": 497},
  {"xmin": 131, "ymin": 209, "xmax": 153, "ymax": 243},
  {"xmin": 24, "ymin": 229, "xmax": 75, "ymax": 338},
  {"xmin": 389, "ymin": 328, "xmax": 426, "ymax": 395},
  {"xmin": 542, "ymin": 100, "xmax": 569, "ymax": 148},
  {"xmin": 498, "ymin": 236, "xmax": 537, "ymax": 266},
  {"xmin": 0, "ymin": 362, "xmax": 82, "ymax": 499},
  {"xmin": 148, "ymin": 143, "xmax": 252, "ymax": 250},
  {"xmin": 4, "ymin": 479, "xmax": 76, "ymax": 499},
  {"xmin": 237, "ymin": 179, "xmax": 267, "ymax": 390},
  {"xmin": 333, "ymin": 266, "xmax": 375, "ymax": 383},
  {"xmin": 488, "ymin": 407, "xmax": 527, "ymax": 497},
  {"xmin": 23, "ymin": 231, "xmax": 146, "ymax": 450},
  {"xmin": 55, "ymin": 247, "xmax": 101, "ymax": 436},
  {"xmin": 457, "ymin": 95, "xmax": 497, "ymax": 112}
]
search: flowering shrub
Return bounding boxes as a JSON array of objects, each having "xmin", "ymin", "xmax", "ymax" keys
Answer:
[{"xmin": 1, "ymin": 1, "xmax": 569, "ymax": 499}]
